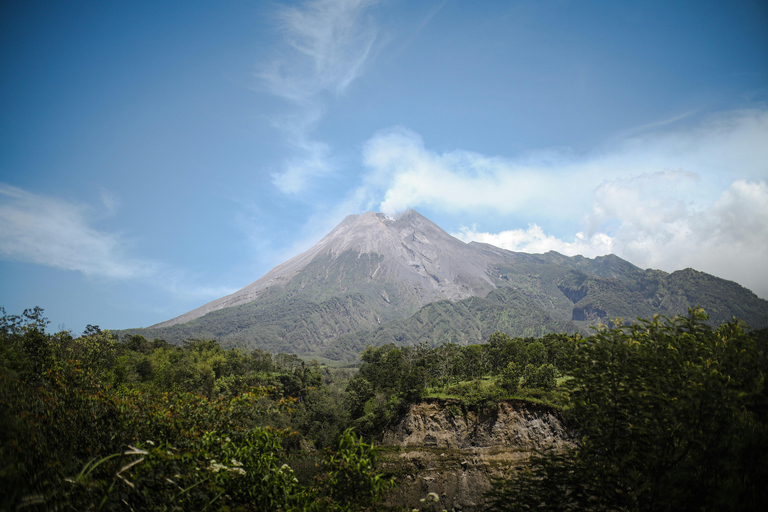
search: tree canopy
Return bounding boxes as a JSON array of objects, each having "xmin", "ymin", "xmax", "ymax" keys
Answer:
[{"xmin": 488, "ymin": 309, "xmax": 768, "ymax": 511}]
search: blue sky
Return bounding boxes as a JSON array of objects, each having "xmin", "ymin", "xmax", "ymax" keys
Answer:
[{"xmin": 1, "ymin": 0, "xmax": 767, "ymax": 333}]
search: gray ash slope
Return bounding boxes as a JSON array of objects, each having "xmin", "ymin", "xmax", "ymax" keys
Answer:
[
  {"xmin": 154, "ymin": 209, "xmax": 503, "ymax": 328},
  {"xmin": 123, "ymin": 209, "xmax": 768, "ymax": 359}
]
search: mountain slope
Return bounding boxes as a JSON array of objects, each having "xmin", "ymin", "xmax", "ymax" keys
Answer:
[
  {"xmin": 319, "ymin": 264, "xmax": 768, "ymax": 360},
  {"xmin": 153, "ymin": 210, "xmax": 503, "ymax": 328},
  {"xmin": 122, "ymin": 209, "xmax": 768, "ymax": 357}
]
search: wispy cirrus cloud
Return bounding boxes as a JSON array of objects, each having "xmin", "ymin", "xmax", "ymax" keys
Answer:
[
  {"xmin": 271, "ymin": 136, "xmax": 333, "ymax": 194},
  {"xmin": 99, "ymin": 188, "xmax": 120, "ymax": 215},
  {"xmin": 261, "ymin": 0, "xmax": 381, "ymax": 194},
  {"xmin": 0, "ymin": 184, "xmax": 236, "ymax": 300},
  {"xmin": 0, "ymin": 184, "xmax": 152, "ymax": 280},
  {"xmin": 358, "ymin": 109, "xmax": 768, "ymax": 298},
  {"xmin": 262, "ymin": 0, "xmax": 380, "ymax": 102}
]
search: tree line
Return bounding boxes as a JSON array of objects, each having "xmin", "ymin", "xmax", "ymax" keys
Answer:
[{"xmin": 2, "ymin": 306, "xmax": 767, "ymax": 510}]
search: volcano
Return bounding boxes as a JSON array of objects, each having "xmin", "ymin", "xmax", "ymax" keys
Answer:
[{"xmin": 125, "ymin": 209, "xmax": 768, "ymax": 359}]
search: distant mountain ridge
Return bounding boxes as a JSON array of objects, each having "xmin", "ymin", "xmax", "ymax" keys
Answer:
[{"xmin": 123, "ymin": 209, "xmax": 768, "ymax": 359}]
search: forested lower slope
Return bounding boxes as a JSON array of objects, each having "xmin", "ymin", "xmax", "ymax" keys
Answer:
[
  {"xmin": 3, "ymin": 304, "xmax": 580, "ymax": 510},
  {"xmin": 320, "ymin": 267, "xmax": 768, "ymax": 360},
  {"xmin": 4, "ymin": 306, "xmax": 767, "ymax": 511}
]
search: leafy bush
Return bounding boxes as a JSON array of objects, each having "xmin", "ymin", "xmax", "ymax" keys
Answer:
[
  {"xmin": 0, "ymin": 308, "xmax": 394, "ymax": 511},
  {"xmin": 522, "ymin": 363, "xmax": 555, "ymax": 390},
  {"xmin": 499, "ymin": 361, "xmax": 523, "ymax": 394},
  {"xmin": 488, "ymin": 309, "xmax": 768, "ymax": 511}
]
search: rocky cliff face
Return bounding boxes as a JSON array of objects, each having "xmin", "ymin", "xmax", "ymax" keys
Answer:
[{"xmin": 379, "ymin": 399, "xmax": 572, "ymax": 511}]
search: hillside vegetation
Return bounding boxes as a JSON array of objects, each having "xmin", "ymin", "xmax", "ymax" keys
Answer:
[
  {"xmin": 121, "ymin": 264, "xmax": 768, "ymax": 360},
  {"xmin": 2, "ymin": 306, "xmax": 767, "ymax": 510}
]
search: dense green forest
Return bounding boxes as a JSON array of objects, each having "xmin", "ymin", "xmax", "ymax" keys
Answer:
[
  {"xmin": 2, "ymin": 306, "xmax": 767, "ymax": 510},
  {"xmin": 488, "ymin": 310, "xmax": 768, "ymax": 511}
]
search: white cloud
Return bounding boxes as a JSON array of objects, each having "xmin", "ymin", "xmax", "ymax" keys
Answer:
[
  {"xmin": 261, "ymin": 0, "xmax": 381, "ymax": 193},
  {"xmin": 362, "ymin": 127, "xmax": 559, "ymax": 216},
  {"xmin": 362, "ymin": 110, "xmax": 768, "ymax": 218},
  {"xmin": 454, "ymin": 179, "xmax": 768, "ymax": 298},
  {"xmin": 454, "ymin": 224, "xmax": 614, "ymax": 258},
  {"xmin": 597, "ymin": 179, "xmax": 768, "ymax": 298},
  {"xmin": 0, "ymin": 184, "xmax": 151, "ymax": 280},
  {"xmin": 360, "ymin": 110, "xmax": 768, "ymax": 298},
  {"xmin": 0, "ymin": 184, "xmax": 237, "ymax": 301}
]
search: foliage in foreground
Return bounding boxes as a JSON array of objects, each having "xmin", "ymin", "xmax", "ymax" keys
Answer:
[
  {"xmin": 487, "ymin": 309, "xmax": 768, "ymax": 512},
  {"xmin": 5, "ymin": 305, "xmax": 766, "ymax": 511},
  {"xmin": 0, "ymin": 308, "xmax": 392, "ymax": 511}
]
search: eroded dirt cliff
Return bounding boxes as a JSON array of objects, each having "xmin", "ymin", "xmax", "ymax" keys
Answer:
[{"xmin": 379, "ymin": 399, "xmax": 571, "ymax": 511}]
